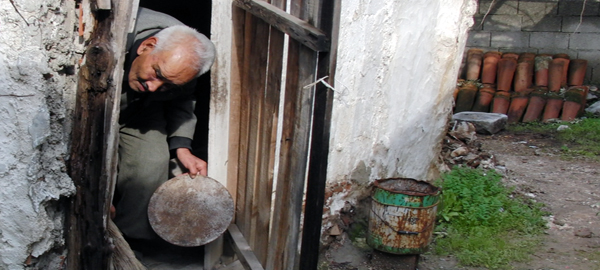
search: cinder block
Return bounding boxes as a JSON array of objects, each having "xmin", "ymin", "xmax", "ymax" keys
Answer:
[
  {"xmin": 529, "ymin": 32, "xmax": 570, "ymax": 48},
  {"xmin": 519, "ymin": 1, "xmax": 559, "ymax": 16},
  {"xmin": 558, "ymin": 0, "xmax": 600, "ymax": 16},
  {"xmin": 589, "ymin": 66, "xmax": 600, "ymax": 84},
  {"xmin": 498, "ymin": 47, "xmax": 539, "ymax": 54},
  {"xmin": 467, "ymin": 32, "xmax": 491, "ymax": 47},
  {"xmin": 483, "ymin": 15, "xmax": 522, "ymax": 31},
  {"xmin": 491, "ymin": 32, "xmax": 530, "ymax": 48},
  {"xmin": 562, "ymin": 16, "xmax": 600, "ymax": 32},
  {"xmin": 537, "ymin": 49, "xmax": 579, "ymax": 58},
  {"xmin": 570, "ymin": 33, "xmax": 600, "ymax": 50},
  {"xmin": 577, "ymin": 50, "xmax": 600, "ymax": 64},
  {"xmin": 479, "ymin": 0, "xmax": 519, "ymax": 15},
  {"xmin": 523, "ymin": 16, "xmax": 563, "ymax": 32}
]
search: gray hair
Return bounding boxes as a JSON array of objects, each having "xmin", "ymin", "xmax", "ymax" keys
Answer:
[{"xmin": 152, "ymin": 25, "xmax": 216, "ymax": 77}]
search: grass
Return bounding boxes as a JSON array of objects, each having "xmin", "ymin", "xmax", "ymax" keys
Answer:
[
  {"xmin": 506, "ymin": 116, "xmax": 600, "ymax": 159},
  {"xmin": 577, "ymin": 250, "xmax": 600, "ymax": 270},
  {"xmin": 432, "ymin": 166, "xmax": 548, "ymax": 269}
]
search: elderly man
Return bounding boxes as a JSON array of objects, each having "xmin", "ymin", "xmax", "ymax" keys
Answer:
[{"xmin": 112, "ymin": 7, "xmax": 215, "ymax": 241}]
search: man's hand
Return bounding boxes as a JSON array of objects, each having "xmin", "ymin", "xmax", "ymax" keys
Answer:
[{"xmin": 176, "ymin": 148, "xmax": 208, "ymax": 177}]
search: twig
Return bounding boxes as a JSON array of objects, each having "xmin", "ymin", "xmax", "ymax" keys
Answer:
[
  {"xmin": 573, "ymin": 0, "xmax": 587, "ymax": 33},
  {"xmin": 303, "ymin": 76, "xmax": 336, "ymax": 91},
  {"xmin": 0, "ymin": 94, "xmax": 35, "ymax": 97},
  {"xmin": 479, "ymin": 0, "xmax": 495, "ymax": 28},
  {"xmin": 8, "ymin": 0, "xmax": 30, "ymax": 26}
]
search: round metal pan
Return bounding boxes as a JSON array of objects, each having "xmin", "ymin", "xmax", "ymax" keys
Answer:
[{"xmin": 148, "ymin": 174, "xmax": 234, "ymax": 247}]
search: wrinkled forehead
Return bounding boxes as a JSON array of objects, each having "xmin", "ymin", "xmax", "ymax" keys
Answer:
[{"xmin": 156, "ymin": 48, "xmax": 198, "ymax": 85}]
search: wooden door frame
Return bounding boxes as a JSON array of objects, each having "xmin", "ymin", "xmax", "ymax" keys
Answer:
[{"xmin": 67, "ymin": 0, "xmax": 138, "ymax": 269}]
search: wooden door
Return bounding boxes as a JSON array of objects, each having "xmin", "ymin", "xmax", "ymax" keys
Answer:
[{"xmin": 227, "ymin": 0, "xmax": 339, "ymax": 269}]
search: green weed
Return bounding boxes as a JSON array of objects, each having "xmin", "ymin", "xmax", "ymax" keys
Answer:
[
  {"xmin": 507, "ymin": 117, "xmax": 600, "ymax": 159},
  {"xmin": 578, "ymin": 250, "xmax": 600, "ymax": 270},
  {"xmin": 555, "ymin": 118, "xmax": 600, "ymax": 156},
  {"xmin": 432, "ymin": 166, "xmax": 547, "ymax": 269}
]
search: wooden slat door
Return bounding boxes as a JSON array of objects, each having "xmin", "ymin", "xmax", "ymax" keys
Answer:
[{"xmin": 228, "ymin": 0, "xmax": 339, "ymax": 269}]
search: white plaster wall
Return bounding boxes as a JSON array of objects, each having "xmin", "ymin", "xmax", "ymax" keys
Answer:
[
  {"xmin": 0, "ymin": 0, "xmax": 77, "ymax": 269},
  {"xmin": 325, "ymin": 0, "xmax": 477, "ymax": 215}
]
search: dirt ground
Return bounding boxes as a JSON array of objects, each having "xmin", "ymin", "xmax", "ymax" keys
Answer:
[
  {"xmin": 132, "ymin": 123, "xmax": 600, "ymax": 270},
  {"xmin": 322, "ymin": 127, "xmax": 600, "ymax": 270}
]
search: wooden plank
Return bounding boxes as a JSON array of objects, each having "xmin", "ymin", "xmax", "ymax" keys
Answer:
[
  {"xmin": 227, "ymin": 5, "xmax": 246, "ymax": 214},
  {"xmin": 235, "ymin": 10, "xmax": 253, "ymax": 238},
  {"xmin": 250, "ymin": 0, "xmax": 286, "ymax": 264},
  {"xmin": 240, "ymin": 12, "xmax": 270, "ymax": 253},
  {"xmin": 66, "ymin": 0, "xmax": 136, "ymax": 269},
  {"xmin": 266, "ymin": 39, "xmax": 317, "ymax": 270},
  {"xmin": 226, "ymin": 225, "xmax": 266, "ymax": 270},
  {"xmin": 233, "ymin": 0, "xmax": 329, "ymax": 52},
  {"xmin": 300, "ymin": 0, "xmax": 340, "ymax": 268},
  {"xmin": 103, "ymin": 2, "xmax": 139, "ymax": 237},
  {"xmin": 250, "ymin": 37, "xmax": 280, "ymax": 267},
  {"xmin": 204, "ymin": 237, "xmax": 224, "ymax": 270}
]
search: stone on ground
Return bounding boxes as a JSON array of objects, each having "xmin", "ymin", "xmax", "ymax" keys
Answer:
[{"xmin": 452, "ymin": 112, "xmax": 507, "ymax": 135}]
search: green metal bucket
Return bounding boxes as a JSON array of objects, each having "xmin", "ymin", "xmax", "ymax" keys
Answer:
[{"xmin": 367, "ymin": 178, "xmax": 440, "ymax": 254}]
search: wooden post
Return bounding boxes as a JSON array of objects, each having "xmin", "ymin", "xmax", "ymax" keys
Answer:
[
  {"xmin": 67, "ymin": 1, "xmax": 136, "ymax": 269},
  {"xmin": 300, "ymin": 0, "xmax": 339, "ymax": 268}
]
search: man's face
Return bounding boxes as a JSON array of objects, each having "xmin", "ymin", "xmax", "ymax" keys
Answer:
[{"xmin": 128, "ymin": 37, "xmax": 197, "ymax": 93}]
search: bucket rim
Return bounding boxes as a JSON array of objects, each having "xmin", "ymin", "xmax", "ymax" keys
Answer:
[{"xmin": 373, "ymin": 178, "xmax": 440, "ymax": 196}]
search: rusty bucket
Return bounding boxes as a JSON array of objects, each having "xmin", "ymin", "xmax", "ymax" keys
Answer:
[{"xmin": 367, "ymin": 178, "xmax": 440, "ymax": 254}]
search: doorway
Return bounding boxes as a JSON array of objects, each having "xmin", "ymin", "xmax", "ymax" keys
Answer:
[
  {"xmin": 127, "ymin": 0, "xmax": 213, "ymax": 267},
  {"xmin": 138, "ymin": 0, "xmax": 213, "ymax": 162}
]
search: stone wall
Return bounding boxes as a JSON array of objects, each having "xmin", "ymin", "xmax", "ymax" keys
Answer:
[
  {"xmin": 467, "ymin": 0, "xmax": 600, "ymax": 84},
  {"xmin": 0, "ymin": 0, "xmax": 78, "ymax": 269}
]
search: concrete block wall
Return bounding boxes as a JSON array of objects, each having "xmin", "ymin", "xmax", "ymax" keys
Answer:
[{"xmin": 466, "ymin": 0, "xmax": 600, "ymax": 84}]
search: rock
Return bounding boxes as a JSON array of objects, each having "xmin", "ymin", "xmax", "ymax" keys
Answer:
[
  {"xmin": 450, "ymin": 146, "xmax": 469, "ymax": 157},
  {"xmin": 557, "ymin": 125, "xmax": 570, "ymax": 131},
  {"xmin": 586, "ymin": 100, "xmax": 600, "ymax": 115},
  {"xmin": 452, "ymin": 112, "xmax": 507, "ymax": 135},
  {"xmin": 330, "ymin": 224, "xmax": 341, "ymax": 236},
  {"xmin": 575, "ymin": 227, "xmax": 593, "ymax": 238},
  {"xmin": 449, "ymin": 121, "xmax": 477, "ymax": 142},
  {"xmin": 553, "ymin": 218, "xmax": 566, "ymax": 226}
]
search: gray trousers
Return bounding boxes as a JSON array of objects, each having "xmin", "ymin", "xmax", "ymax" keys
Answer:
[{"xmin": 113, "ymin": 103, "xmax": 182, "ymax": 240}]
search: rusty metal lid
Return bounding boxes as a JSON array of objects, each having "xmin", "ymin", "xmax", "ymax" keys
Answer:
[{"xmin": 148, "ymin": 174, "xmax": 234, "ymax": 247}]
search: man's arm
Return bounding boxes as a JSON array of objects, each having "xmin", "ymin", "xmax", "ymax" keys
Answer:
[{"xmin": 164, "ymin": 90, "xmax": 208, "ymax": 177}]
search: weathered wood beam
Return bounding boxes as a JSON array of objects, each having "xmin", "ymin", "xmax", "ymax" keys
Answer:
[
  {"xmin": 233, "ymin": 0, "xmax": 330, "ymax": 52},
  {"xmin": 67, "ymin": 0, "xmax": 136, "ymax": 269},
  {"xmin": 226, "ymin": 224, "xmax": 265, "ymax": 270},
  {"xmin": 300, "ymin": 0, "xmax": 339, "ymax": 269}
]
